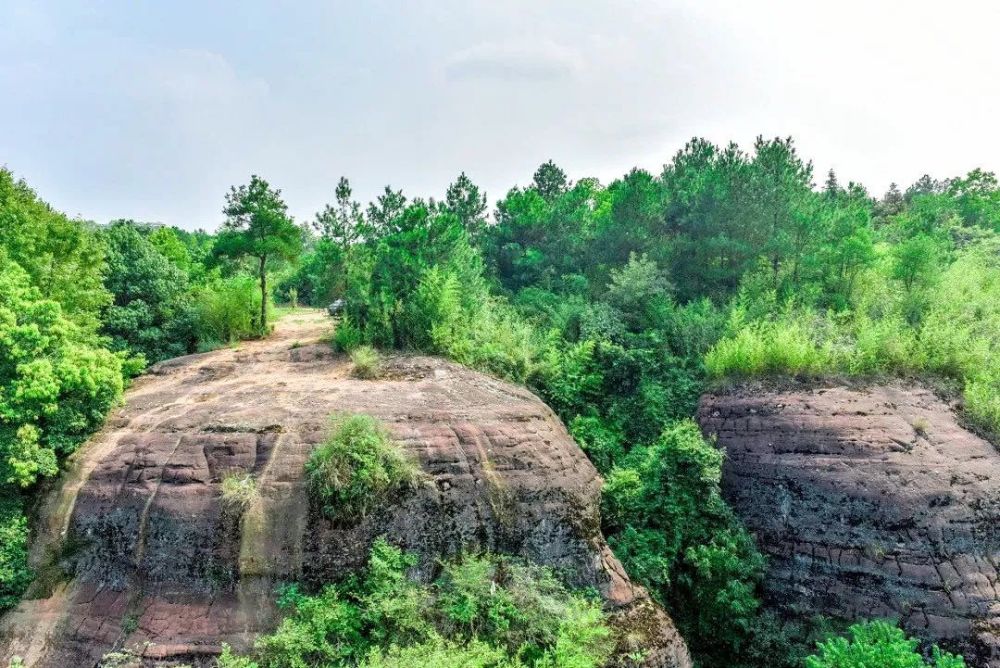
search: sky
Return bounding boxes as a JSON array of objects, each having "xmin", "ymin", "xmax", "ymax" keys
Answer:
[{"xmin": 2, "ymin": 0, "xmax": 999, "ymax": 230}]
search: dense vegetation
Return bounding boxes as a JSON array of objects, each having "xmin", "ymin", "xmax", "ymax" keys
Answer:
[
  {"xmin": 218, "ymin": 539, "xmax": 615, "ymax": 668},
  {"xmin": 805, "ymin": 621, "xmax": 964, "ymax": 668},
  {"xmin": 0, "ymin": 168, "xmax": 300, "ymax": 613},
  {"xmin": 4, "ymin": 134, "xmax": 998, "ymax": 665},
  {"xmin": 282, "ymin": 139, "xmax": 998, "ymax": 666}
]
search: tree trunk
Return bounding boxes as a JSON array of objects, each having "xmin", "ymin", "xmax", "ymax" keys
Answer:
[{"xmin": 259, "ymin": 255, "xmax": 268, "ymax": 334}]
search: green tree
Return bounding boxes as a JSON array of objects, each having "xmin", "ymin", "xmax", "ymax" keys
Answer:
[
  {"xmin": 532, "ymin": 160, "xmax": 569, "ymax": 201},
  {"xmin": 100, "ymin": 222, "xmax": 197, "ymax": 363},
  {"xmin": 444, "ymin": 172, "xmax": 488, "ymax": 240},
  {"xmin": 315, "ymin": 177, "xmax": 363, "ymax": 246},
  {"xmin": 0, "ymin": 168, "xmax": 109, "ymax": 332},
  {"xmin": 892, "ymin": 234, "xmax": 940, "ymax": 292},
  {"xmin": 216, "ymin": 176, "xmax": 302, "ymax": 333},
  {"xmin": 806, "ymin": 621, "xmax": 964, "ymax": 668}
]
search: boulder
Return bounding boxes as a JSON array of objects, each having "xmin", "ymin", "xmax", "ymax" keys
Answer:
[{"xmin": 0, "ymin": 311, "xmax": 689, "ymax": 668}]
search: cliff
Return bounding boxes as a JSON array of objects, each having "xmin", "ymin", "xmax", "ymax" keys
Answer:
[
  {"xmin": 0, "ymin": 310, "xmax": 688, "ymax": 667},
  {"xmin": 699, "ymin": 383, "xmax": 1000, "ymax": 666}
]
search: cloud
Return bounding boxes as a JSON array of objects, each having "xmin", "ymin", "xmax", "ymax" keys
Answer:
[{"xmin": 445, "ymin": 40, "xmax": 582, "ymax": 83}]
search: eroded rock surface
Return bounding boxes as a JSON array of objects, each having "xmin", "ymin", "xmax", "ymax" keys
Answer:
[
  {"xmin": 698, "ymin": 383, "xmax": 1000, "ymax": 666},
  {"xmin": 0, "ymin": 310, "xmax": 689, "ymax": 668}
]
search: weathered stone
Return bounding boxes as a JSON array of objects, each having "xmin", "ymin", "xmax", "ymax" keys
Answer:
[
  {"xmin": 698, "ymin": 383, "xmax": 1000, "ymax": 667},
  {"xmin": 0, "ymin": 311, "xmax": 689, "ymax": 668}
]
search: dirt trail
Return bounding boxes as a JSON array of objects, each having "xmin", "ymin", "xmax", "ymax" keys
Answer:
[{"xmin": 1, "ymin": 309, "xmax": 690, "ymax": 667}]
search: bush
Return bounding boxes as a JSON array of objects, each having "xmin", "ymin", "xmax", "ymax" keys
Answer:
[
  {"xmin": 350, "ymin": 346, "xmax": 382, "ymax": 379},
  {"xmin": 704, "ymin": 309, "xmax": 835, "ymax": 379},
  {"xmin": 0, "ymin": 502, "xmax": 31, "ymax": 611},
  {"xmin": 0, "ymin": 258, "xmax": 124, "ymax": 487},
  {"xmin": 195, "ymin": 274, "xmax": 263, "ymax": 344},
  {"xmin": 221, "ymin": 472, "xmax": 259, "ymax": 511},
  {"xmin": 601, "ymin": 420, "xmax": 765, "ymax": 665},
  {"xmin": 334, "ymin": 316, "xmax": 365, "ymax": 352},
  {"xmin": 218, "ymin": 539, "xmax": 614, "ymax": 668},
  {"xmin": 305, "ymin": 415, "xmax": 421, "ymax": 524},
  {"xmin": 806, "ymin": 620, "xmax": 964, "ymax": 668},
  {"xmin": 100, "ymin": 221, "xmax": 198, "ymax": 364}
]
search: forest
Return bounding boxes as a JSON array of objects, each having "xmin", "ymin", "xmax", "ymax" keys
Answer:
[{"xmin": 4, "ymin": 134, "xmax": 999, "ymax": 667}]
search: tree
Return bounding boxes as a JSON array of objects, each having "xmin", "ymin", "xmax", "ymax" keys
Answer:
[
  {"xmin": 892, "ymin": 234, "xmax": 940, "ymax": 292},
  {"xmin": 101, "ymin": 222, "xmax": 197, "ymax": 363},
  {"xmin": 444, "ymin": 172, "xmax": 488, "ymax": 239},
  {"xmin": 366, "ymin": 186, "xmax": 408, "ymax": 238},
  {"xmin": 532, "ymin": 160, "xmax": 569, "ymax": 201},
  {"xmin": 216, "ymin": 176, "xmax": 302, "ymax": 333},
  {"xmin": 878, "ymin": 182, "xmax": 904, "ymax": 219},
  {"xmin": 823, "ymin": 169, "xmax": 843, "ymax": 198},
  {"xmin": 806, "ymin": 620, "xmax": 964, "ymax": 668},
  {"xmin": 315, "ymin": 176, "xmax": 363, "ymax": 246}
]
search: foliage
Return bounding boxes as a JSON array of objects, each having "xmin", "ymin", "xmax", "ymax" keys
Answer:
[
  {"xmin": 0, "ymin": 257, "xmax": 124, "ymax": 486},
  {"xmin": 221, "ymin": 472, "xmax": 259, "ymax": 512},
  {"xmin": 350, "ymin": 346, "xmax": 382, "ymax": 379},
  {"xmin": 217, "ymin": 539, "xmax": 614, "ymax": 668},
  {"xmin": 805, "ymin": 621, "xmax": 964, "ymax": 668},
  {"xmin": 99, "ymin": 221, "xmax": 199, "ymax": 363},
  {"xmin": 601, "ymin": 421, "xmax": 765, "ymax": 663},
  {"xmin": 0, "ymin": 168, "xmax": 110, "ymax": 331},
  {"xmin": 215, "ymin": 175, "xmax": 303, "ymax": 333},
  {"xmin": 0, "ymin": 501, "xmax": 32, "ymax": 611},
  {"xmin": 305, "ymin": 415, "xmax": 421, "ymax": 524},
  {"xmin": 194, "ymin": 274, "xmax": 263, "ymax": 347}
]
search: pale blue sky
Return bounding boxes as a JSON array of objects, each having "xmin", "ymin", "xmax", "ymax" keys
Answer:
[{"xmin": 2, "ymin": 0, "xmax": 999, "ymax": 229}]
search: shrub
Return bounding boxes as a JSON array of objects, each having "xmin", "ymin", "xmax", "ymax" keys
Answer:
[
  {"xmin": 704, "ymin": 310, "xmax": 834, "ymax": 379},
  {"xmin": 221, "ymin": 472, "xmax": 259, "ymax": 511},
  {"xmin": 601, "ymin": 420, "xmax": 765, "ymax": 665},
  {"xmin": 0, "ymin": 503, "xmax": 31, "ymax": 611},
  {"xmin": 350, "ymin": 346, "xmax": 382, "ymax": 379},
  {"xmin": 0, "ymin": 258, "xmax": 125, "ymax": 486},
  {"xmin": 305, "ymin": 415, "xmax": 421, "ymax": 524},
  {"xmin": 220, "ymin": 539, "xmax": 613, "ymax": 668},
  {"xmin": 333, "ymin": 316, "xmax": 364, "ymax": 352},
  {"xmin": 805, "ymin": 620, "xmax": 964, "ymax": 668},
  {"xmin": 195, "ymin": 274, "xmax": 263, "ymax": 344}
]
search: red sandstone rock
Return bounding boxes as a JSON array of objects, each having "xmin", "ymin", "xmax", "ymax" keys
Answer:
[
  {"xmin": 698, "ymin": 383, "xmax": 1000, "ymax": 667},
  {"xmin": 0, "ymin": 311, "xmax": 689, "ymax": 668}
]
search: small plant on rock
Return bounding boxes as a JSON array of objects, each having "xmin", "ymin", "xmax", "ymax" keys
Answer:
[
  {"xmin": 305, "ymin": 414, "xmax": 421, "ymax": 524},
  {"xmin": 350, "ymin": 345, "xmax": 382, "ymax": 379},
  {"xmin": 221, "ymin": 472, "xmax": 260, "ymax": 512}
]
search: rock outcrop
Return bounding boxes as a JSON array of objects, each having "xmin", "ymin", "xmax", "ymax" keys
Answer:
[
  {"xmin": 0, "ymin": 311, "xmax": 689, "ymax": 668},
  {"xmin": 698, "ymin": 383, "xmax": 1000, "ymax": 666}
]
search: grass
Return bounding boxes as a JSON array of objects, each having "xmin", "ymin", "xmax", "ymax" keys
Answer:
[
  {"xmin": 305, "ymin": 414, "xmax": 422, "ymax": 524},
  {"xmin": 221, "ymin": 472, "xmax": 260, "ymax": 512},
  {"xmin": 350, "ymin": 345, "xmax": 382, "ymax": 379}
]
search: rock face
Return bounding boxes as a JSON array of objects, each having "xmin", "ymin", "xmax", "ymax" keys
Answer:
[
  {"xmin": 0, "ymin": 311, "xmax": 689, "ymax": 668},
  {"xmin": 698, "ymin": 383, "xmax": 1000, "ymax": 667}
]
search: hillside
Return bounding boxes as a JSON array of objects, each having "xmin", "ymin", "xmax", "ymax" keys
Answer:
[{"xmin": 0, "ymin": 311, "xmax": 688, "ymax": 667}]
